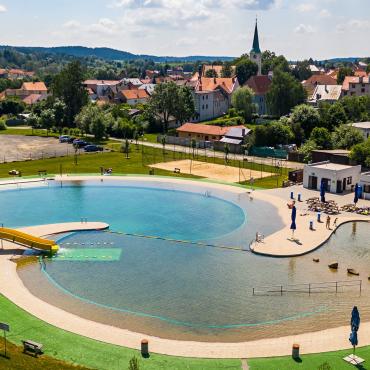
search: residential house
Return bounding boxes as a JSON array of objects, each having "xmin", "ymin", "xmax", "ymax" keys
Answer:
[
  {"xmin": 245, "ymin": 75, "xmax": 272, "ymax": 115},
  {"xmin": 177, "ymin": 123, "xmax": 230, "ymax": 142},
  {"xmin": 308, "ymin": 84, "xmax": 342, "ymax": 106},
  {"xmin": 302, "ymin": 75, "xmax": 337, "ymax": 98},
  {"xmin": 7, "ymin": 69, "xmax": 35, "ymax": 79},
  {"xmin": 119, "ymin": 89, "xmax": 149, "ymax": 106},
  {"xmin": 22, "ymin": 94, "xmax": 47, "ymax": 105},
  {"xmin": 189, "ymin": 77, "xmax": 239, "ymax": 122},
  {"xmin": 342, "ymin": 76, "xmax": 370, "ymax": 97},
  {"xmin": 21, "ymin": 82, "xmax": 48, "ymax": 95},
  {"xmin": 215, "ymin": 126, "xmax": 251, "ymax": 154},
  {"xmin": 84, "ymin": 80, "xmax": 120, "ymax": 99},
  {"xmin": 4, "ymin": 81, "xmax": 48, "ymax": 100},
  {"xmin": 350, "ymin": 122, "xmax": 370, "ymax": 140}
]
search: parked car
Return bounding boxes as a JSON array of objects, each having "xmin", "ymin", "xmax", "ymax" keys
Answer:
[
  {"xmin": 73, "ymin": 139, "xmax": 89, "ymax": 148},
  {"xmin": 84, "ymin": 145, "xmax": 104, "ymax": 152},
  {"xmin": 67, "ymin": 137, "xmax": 76, "ymax": 144},
  {"xmin": 59, "ymin": 135, "xmax": 70, "ymax": 143}
]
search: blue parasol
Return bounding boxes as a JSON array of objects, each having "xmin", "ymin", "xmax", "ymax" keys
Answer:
[
  {"xmin": 290, "ymin": 206, "xmax": 297, "ymax": 232},
  {"xmin": 349, "ymin": 306, "xmax": 360, "ymax": 351},
  {"xmin": 354, "ymin": 184, "xmax": 360, "ymax": 204},
  {"xmin": 320, "ymin": 179, "xmax": 326, "ymax": 203}
]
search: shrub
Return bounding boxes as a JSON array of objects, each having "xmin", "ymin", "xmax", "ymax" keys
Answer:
[{"xmin": 0, "ymin": 118, "xmax": 7, "ymax": 130}]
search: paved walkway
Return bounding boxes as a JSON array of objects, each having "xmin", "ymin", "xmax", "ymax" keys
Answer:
[
  {"xmin": 251, "ymin": 185, "xmax": 370, "ymax": 257},
  {"xmin": 0, "ymin": 178, "xmax": 369, "ymax": 359}
]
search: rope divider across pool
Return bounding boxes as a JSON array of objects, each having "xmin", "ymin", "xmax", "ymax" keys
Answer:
[
  {"xmin": 37, "ymin": 256, "xmax": 329, "ymax": 329},
  {"xmin": 105, "ymin": 229, "xmax": 252, "ymax": 252}
]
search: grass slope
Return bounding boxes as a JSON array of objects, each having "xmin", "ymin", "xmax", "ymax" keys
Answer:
[{"xmin": 0, "ymin": 295, "xmax": 241, "ymax": 370}]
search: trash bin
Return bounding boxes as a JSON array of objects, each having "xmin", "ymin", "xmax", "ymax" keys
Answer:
[
  {"xmin": 292, "ymin": 343, "xmax": 300, "ymax": 359},
  {"xmin": 141, "ymin": 339, "xmax": 149, "ymax": 357}
]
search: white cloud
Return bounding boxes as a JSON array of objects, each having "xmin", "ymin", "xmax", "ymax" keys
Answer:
[
  {"xmin": 336, "ymin": 18, "xmax": 370, "ymax": 33},
  {"xmin": 294, "ymin": 23, "xmax": 315, "ymax": 34},
  {"xmin": 63, "ymin": 20, "xmax": 82, "ymax": 30},
  {"xmin": 0, "ymin": 4, "xmax": 7, "ymax": 12},
  {"xmin": 111, "ymin": 0, "xmax": 277, "ymax": 10},
  {"xmin": 319, "ymin": 9, "xmax": 331, "ymax": 18},
  {"xmin": 296, "ymin": 3, "xmax": 315, "ymax": 12}
]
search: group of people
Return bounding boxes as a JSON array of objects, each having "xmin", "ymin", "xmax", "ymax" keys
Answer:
[
  {"xmin": 100, "ymin": 167, "xmax": 113, "ymax": 176},
  {"xmin": 325, "ymin": 215, "xmax": 338, "ymax": 230}
]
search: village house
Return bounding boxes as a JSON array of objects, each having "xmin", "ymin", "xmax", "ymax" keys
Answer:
[
  {"xmin": 177, "ymin": 123, "xmax": 231, "ymax": 142},
  {"xmin": 245, "ymin": 75, "xmax": 272, "ymax": 115},
  {"xmin": 350, "ymin": 122, "xmax": 370, "ymax": 140},
  {"xmin": 302, "ymin": 74, "xmax": 338, "ymax": 98},
  {"xmin": 308, "ymin": 84, "xmax": 342, "ymax": 106},
  {"xmin": 189, "ymin": 76, "xmax": 239, "ymax": 122},
  {"xmin": 3, "ymin": 81, "xmax": 48, "ymax": 102},
  {"xmin": 118, "ymin": 89, "xmax": 149, "ymax": 106},
  {"xmin": 342, "ymin": 76, "xmax": 370, "ymax": 97}
]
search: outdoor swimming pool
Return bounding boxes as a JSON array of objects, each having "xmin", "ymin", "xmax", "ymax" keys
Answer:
[{"xmin": 2, "ymin": 179, "xmax": 370, "ymax": 341}]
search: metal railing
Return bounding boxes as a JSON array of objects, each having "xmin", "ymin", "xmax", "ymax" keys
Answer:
[{"xmin": 252, "ymin": 280, "xmax": 362, "ymax": 296}]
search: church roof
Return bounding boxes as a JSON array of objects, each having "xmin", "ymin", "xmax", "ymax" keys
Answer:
[{"xmin": 251, "ymin": 20, "xmax": 261, "ymax": 54}]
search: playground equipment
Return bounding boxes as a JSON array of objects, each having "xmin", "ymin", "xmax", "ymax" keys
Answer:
[{"xmin": 0, "ymin": 227, "xmax": 59, "ymax": 253}]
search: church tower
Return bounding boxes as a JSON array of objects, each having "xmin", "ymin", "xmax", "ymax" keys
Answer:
[{"xmin": 250, "ymin": 19, "xmax": 262, "ymax": 75}]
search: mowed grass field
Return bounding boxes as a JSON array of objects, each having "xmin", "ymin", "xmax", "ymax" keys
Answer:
[{"xmin": 0, "ymin": 140, "xmax": 289, "ymax": 188}]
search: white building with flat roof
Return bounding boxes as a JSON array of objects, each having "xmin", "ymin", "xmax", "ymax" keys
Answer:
[
  {"xmin": 360, "ymin": 172, "xmax": 370, "ymax": 200},
  {"xmin": 303, "ymin": 161, "xmax": 361, "ymax": 194},
  {"xmin": 350, "ymin": 122, "xmax": 370, "ymax": 140}
]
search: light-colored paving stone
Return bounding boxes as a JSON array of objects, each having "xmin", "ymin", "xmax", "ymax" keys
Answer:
[{"xmin": 251, "ymin": 185, "xmax": 370, "ymax": 257}]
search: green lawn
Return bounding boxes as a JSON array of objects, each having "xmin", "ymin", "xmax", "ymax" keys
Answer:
[
  {"xmin": 249, "ymin": 347, "xmax": 370, "ymax": 369},
  {"xmin": 0, "ymin": 294, "xmax": 241, "ymax": 370},
  {"xmin": 0, "ymin": 142, "xmax": 288, "ymax": 189}
]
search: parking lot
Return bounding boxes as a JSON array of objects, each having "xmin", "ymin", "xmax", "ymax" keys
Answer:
[{"xmin": 0, "ymin": 135, "xmax": 78, "ymax": 163}]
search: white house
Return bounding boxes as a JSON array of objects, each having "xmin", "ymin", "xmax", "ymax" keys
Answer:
[
  {"xmin": 350, "ymin": 122, "xmax": 370, "ymax": 140},
  {"xmin": 360, "ymin": 172, "xmax": 370, "ymax": 200},
  {"xmin": 303, "ymin": 161, "xmax": 361, "ymax": 194}
]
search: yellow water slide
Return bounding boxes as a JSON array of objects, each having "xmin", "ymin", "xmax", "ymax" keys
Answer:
[{"xmin": 0, "ymin": 227, "xmax": 59, "ymax": 253}]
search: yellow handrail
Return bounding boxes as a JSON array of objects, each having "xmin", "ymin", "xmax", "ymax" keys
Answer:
[{"xmin": 0, "ymin": 227, "xmax": 59, "ymax": 253}]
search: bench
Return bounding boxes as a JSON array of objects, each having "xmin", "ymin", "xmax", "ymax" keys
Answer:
[
  {"xmin": 22, "ymin": 340, "xmax": 43, "ymax": 357},
  {"xmin": 174, "ymin": 168, "xmax": 181, "ymax": 174}
]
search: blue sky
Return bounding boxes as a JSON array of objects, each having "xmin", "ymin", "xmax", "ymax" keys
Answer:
[{"xmin": 0, "ymin": 0, "xmax": 369, "ymax": 59}]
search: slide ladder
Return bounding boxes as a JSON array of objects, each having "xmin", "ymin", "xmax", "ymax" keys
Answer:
[{"xmin": 0, "ymin": 227, "xmax": 59, "ymax": 253}]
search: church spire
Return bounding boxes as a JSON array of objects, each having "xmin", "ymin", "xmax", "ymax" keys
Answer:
[{"xmin": 251, "ymin": 18, "xmax": 261, "ymax": 54}]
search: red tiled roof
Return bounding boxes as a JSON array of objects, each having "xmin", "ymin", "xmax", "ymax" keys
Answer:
[
  {"xmin": 22, "ymin": 94, "xmax": 43, "ymax": 105},
  {"xmin": 354, "ymin": 70, "xmax": 368, "ymax": 78},
  {"xmin": 245, "ymin": 75, "xmax": 272, "ymax": 95},
  {"xmin": 196, "ymin": 77, "xmax": 237, "ymax": 94},
  {"xmin": 177, "ymin": 123, "xmax": 246, "ymax": 136},
  {"xmin": 22, "ymin": 82, "xmax": 47, "ymax": 92},
  {"xmin": 342, "ymin": 76, "xmax": 370, "ymax": 90},
  {"xmin": 121, "ymin": 89, "xmax": 149, "ymax": 100}
]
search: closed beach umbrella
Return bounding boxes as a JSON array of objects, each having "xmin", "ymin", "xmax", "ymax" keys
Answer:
[
  {"xmin": 354, "ymin": 184, "xmax": 360, "ymax": 204},
  {"xmin": 290, "ymin": 205, "xmax": 297, "ymax": 238},
  {"xmin": 320, "ymin": 179, "xmax": 326, "ymax": 203},
  {"xmin": 349, "ymin": 306, "xmax": 360, "ymax": 353}
]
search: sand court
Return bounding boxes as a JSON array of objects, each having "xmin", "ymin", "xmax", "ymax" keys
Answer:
[{"xmin": 150, "ymin": 159, "xmax": 273, "ymax": 183}]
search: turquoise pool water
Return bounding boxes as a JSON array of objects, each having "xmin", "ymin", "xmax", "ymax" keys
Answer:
[
  {"xmin": 4, "ymin": 181, "xmax": 370, "ymax": 341},
  {"xmin": 0, "ymin": 184, "xmax": 246, "ymax": 241}
]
